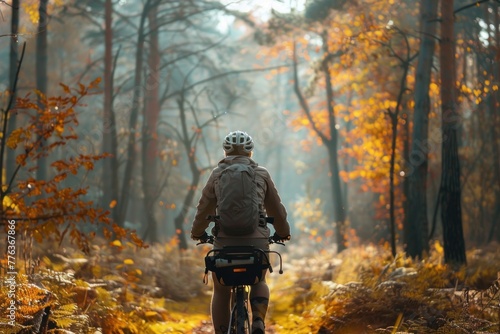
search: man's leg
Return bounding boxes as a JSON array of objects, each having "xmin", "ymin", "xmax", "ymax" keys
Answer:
[
  {"xmin": 250, "ymin": 271, "xmax": 269, "ymax": 333},
  {"xmin": 211, "ymin": 273, "xmax": 232, "ymax": 334}
]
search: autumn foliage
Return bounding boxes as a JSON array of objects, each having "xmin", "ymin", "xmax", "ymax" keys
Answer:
[{"xmin": 1, "ymin": 79, "xmax": 145, "ymax": 253}]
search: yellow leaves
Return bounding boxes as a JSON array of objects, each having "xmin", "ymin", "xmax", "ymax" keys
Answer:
[
  {"xmin": 6, "ymin": 128, "xmax": 26, "ymax": 149},
  {"xmin": 434, "ymin": 240, "xmax": 444, "ymax": 255},
  {"xmin": 124, "ymin": 259, "xmax": 135, "ymax": 265},
  {"xmin": 374, "ymin": 30, "xmax": 384, "ymax": 38},
  {"xmin": 3, "ymin": 194, "xmax": 20, "ymax": 213},
  {"xmin": 429, "ymin": 82, "xmax": 439, "ymax": 95},
  {"xmin": 460, "ymin": 84, "xmax": 472, "ymax": 94},
  {"xmin": 55, "ymin": 123, "xmax": 64, "ymax": 135},
  {"xmin": 381, "ymin": 100, "xmax": 397, "ymax": 110},
  {"xmin": 145, "ymin": 311, "xmax": 159, "ymax": 318},
  {"xmin": 22, "ymin": 2, "xmax": 39, "ymax": 24},
  {"xmin": 111, "ymin": 240, "xmax": 123, "ymax": 247}
]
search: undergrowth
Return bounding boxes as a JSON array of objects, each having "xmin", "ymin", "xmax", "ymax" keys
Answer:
[
  {"xmin": 270, "ymin": 241, "xmax": 500, "ymax": 334},
  {"xmin": 0, "ymin": 237, "xmax": 211, "ymax": 333},
  {"xmin": 0, "ymin": 239, "xmax": 499, "ymax": 333}
]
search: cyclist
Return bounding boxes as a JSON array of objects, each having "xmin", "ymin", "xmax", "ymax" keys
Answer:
[{"xmin": 191, "ymin": 130, "xmax": 291, "ymax": 334}]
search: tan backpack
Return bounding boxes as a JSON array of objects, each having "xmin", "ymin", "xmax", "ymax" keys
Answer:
[{"xmin": 214, "ymin": 163, "xmax": 261, "ymax": 235}]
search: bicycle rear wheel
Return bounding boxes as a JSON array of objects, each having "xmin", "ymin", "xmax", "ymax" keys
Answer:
[{"xmin": 229, "ymin": 286, "xmax": 250, "ymax": 334}]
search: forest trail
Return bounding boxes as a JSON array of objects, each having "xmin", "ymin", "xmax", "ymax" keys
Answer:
[
  {"xmin": 192, "ymin": 320, "xmax": 280, "ymax": 333},
  {"xmin": 162, "ymin": 290, "xmax": 282, "ymax": 333}
]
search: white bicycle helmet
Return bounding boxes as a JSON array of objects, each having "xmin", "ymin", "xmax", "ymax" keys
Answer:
[{"xmin": 223, "ymin": 130, "xmax": 254, "ymax": 154}]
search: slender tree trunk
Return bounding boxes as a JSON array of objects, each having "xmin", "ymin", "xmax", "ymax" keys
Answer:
[
  {"xmin": 6, "ymin": 0, "xmax": 20, "ymax": 183},
  {"xmin": 320, "ymin": 30, "xmax": 346, "ymax": 252},
  {"xmin": 174, "ymin": 95, "xmax": 200, "ymax": 250},
  {"xmin": 326, "ymin": 141, "xmax": 346, "ymax": 251},
  {"xmin": 439, "ymin": 0, "xmax": 466, "ymax": 266},
  {"xmin": 406, "ymin": 0, "xmax": 439, "ymax": 258},
  {"xmin": 388, "ymin": 112, "xmax": 398, "ymax": 257},
  {"xmin": 142, "ymin": 4, "xmax": 161, "ymax": 242},
  {"xmin": 36, "ymin": 0, "xmax": 49, "ymax": 182},
  {"xmin": 117, "ymin": 0, "xmax": 152, "ymax": 227},
  {"xmin": 102, "ymin": 0, "xmax": 119, "ymax": 222},
  {"xmin": 387, "ymin": 41, "xmax": 411, "ymax": 258},
  {"xmin": 322, "ymin": 48, "xmax": 347, "ymax": 253},
  {"xmin": 402, "ymin": 109, "xmax": 410, "ymax": 250},
  {"xmin": 292, "ymin": 39, "xmax": 346, "ymax": 252}
]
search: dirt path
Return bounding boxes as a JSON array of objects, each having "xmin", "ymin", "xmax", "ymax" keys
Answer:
[{"xmin": 192, "ymin": 320, "xmax": 279, "ymax": 333}]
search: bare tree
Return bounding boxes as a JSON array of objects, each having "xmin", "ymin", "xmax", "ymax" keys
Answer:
[{"xmin": 117, "ymin": 0, "xmax": 156, "ymax": 227}]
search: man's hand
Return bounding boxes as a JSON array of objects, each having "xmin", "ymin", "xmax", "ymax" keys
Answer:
[
  {"xmin": 271, "ymin": 232, "xmax": 290, "ymax": 243},
  {"xmin": 191, "ymin": 231, "xmax": 209, "ymax": 242}
]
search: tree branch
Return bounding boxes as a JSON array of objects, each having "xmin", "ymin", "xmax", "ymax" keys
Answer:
[
  {"xmin": 164, "ymin": 63, "xmax": 293, "ymax": 100},
  {"xmin": 292, "ymin": 40, "xmax": 329, "ymax": 144},
  {"xmin": 1, "ymin": 43, "xmax": 25, "ymax": 201}
]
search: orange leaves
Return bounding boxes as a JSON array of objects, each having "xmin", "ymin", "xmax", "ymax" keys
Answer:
[
  {"xmin": 51, "ymin": 154, "xmax": 102, "ymax": 175},
  {"xmin": 59, "ymin": 82, "xmax": 71, "ymax": 94},
  {"xmin": 0, "ymin": 79, "xmax": 145, "ymax": 254},
  {"xmin": 88, "ymin": 77, "xmax": 102, "ymax": 90}
]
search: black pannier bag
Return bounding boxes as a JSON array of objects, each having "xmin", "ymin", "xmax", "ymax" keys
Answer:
[{"xmin": 204, "ymin": 246, "xmax": 269, "ymax": 286}]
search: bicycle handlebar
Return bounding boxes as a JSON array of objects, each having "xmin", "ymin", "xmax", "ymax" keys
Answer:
[
  {"xmin": 196, "ymin": 216, "xmax": 288, "ymax": 246},
  {"xmin": 196, "ymin": 235, "xmax": 286, "ymax": 246}
]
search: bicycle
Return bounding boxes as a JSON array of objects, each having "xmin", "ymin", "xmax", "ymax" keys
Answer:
[{"xmin": 197, "ymin": 235, "xmax": 284, "ymax": 334}]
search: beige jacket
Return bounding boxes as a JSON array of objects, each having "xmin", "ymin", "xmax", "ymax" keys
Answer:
[{"xmin": 191, "ymin": 155, "xmax": 290, "ymax": 239}]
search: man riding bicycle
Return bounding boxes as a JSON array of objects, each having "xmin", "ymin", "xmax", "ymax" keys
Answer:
[{"xmin": 191, "ymin": 130, "xmax": 291, "ymax": 334}]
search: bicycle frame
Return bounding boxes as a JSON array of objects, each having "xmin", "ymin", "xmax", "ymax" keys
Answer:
[
  {"xmin": 228, "ymin": 285, "xmax": 250, "ymax": 334},
  {"xmin": 203, "ymin": 244, "xmax": 283, "ymax": 334}
]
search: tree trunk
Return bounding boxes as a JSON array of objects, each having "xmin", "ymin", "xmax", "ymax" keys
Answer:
[
  {"xmin": 6, "ymin": 0, "xmax": 20, "ymax": 183},
  {"xmin": 36, "ymin": 0, "xmax": 49, "ymax": 182},
  {"xmin": 292, "ymin": 39, "xmax": 346, "ymax": 252},
  {"xmin": 402, "ymin": 109, "xmax": 410, "ymax": 251},
  {"xmin": 406, "ymin": 0, "xmax": 439, "ymax": 258},
  {"xmin": 102, "ymin": 0, "xmax": 120, "ymax": 222},
  {"xmin": 117, "ymin": 0, "xmax": 151, "ymax": 227},
  {"xmin": 321, "ymin": 45, "xmax": 347, "ymax": 252},
  {"xmin": 439, "ymin": 0, "xmax": 466, "ymax": 266},
  {"xmin": 489, "ymin": 1, "xmax": 500, "ymax": 243},
  {"xmin": 388, "ymin": 112, "xmax": 398, "ymax": 257},
  {"xmin": 174, "ymin": 96, "xmax": 200, "ymax": 250},
  {"xmin": 386, "ymin": 32, "xmax": 411, "ymax": 258},
  {"xmin": 142, "ymin": 4, "xmax": 161, "ymax": 242},
  {"xmin": 326, "ymin": 141, "xmax": 346, "ymax": 251}
]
